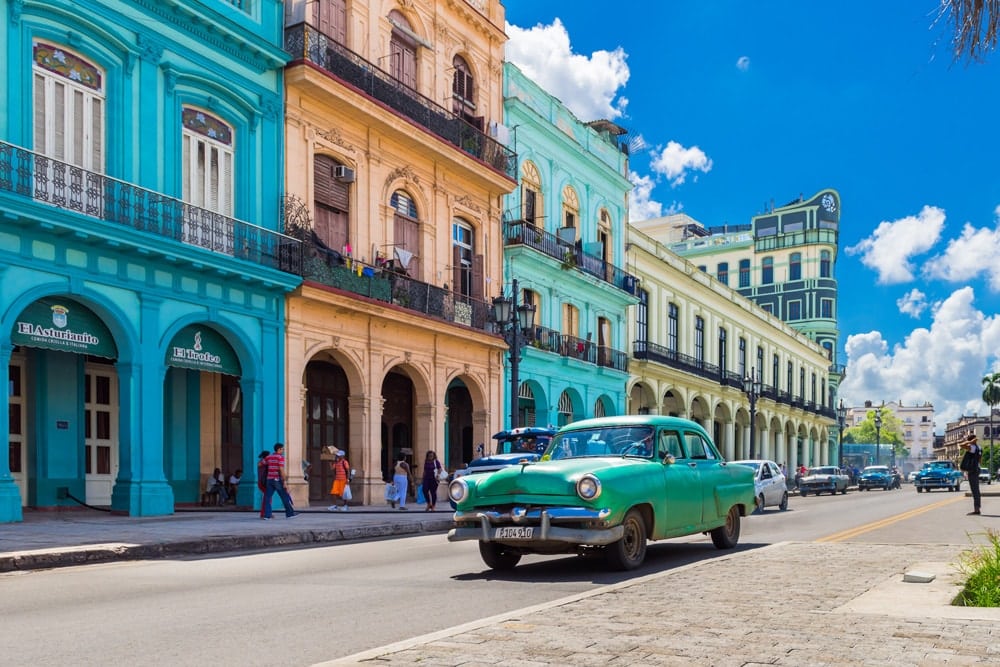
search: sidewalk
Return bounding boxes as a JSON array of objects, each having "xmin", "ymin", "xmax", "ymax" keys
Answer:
[{"xmin": 0, "ymin": 503, "xmax": 452, "ymax": 572}]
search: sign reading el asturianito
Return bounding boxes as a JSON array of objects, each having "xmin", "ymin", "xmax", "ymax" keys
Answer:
[{"xmin": 12, "ymin": 297, "xmax": 117, "ymax": 358}]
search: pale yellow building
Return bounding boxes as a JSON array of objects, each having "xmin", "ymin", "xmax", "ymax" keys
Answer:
[
  {"xmin": 281, "ymin": 0, "xmax": 515, "ymax": 505},
  {"xmin": 627, "ymin": 228, "xmax": 835, "ymax": 469}
]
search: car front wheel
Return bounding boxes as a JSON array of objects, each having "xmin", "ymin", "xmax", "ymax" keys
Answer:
[
  {"xmin": 779, "ymin": 491, "xmax": 788, "ymax": 511},
  {"xmin": 755, "ymin": 494, "xmax": 766, "ymax": 514},
  {"xmin": 479, "ymin": 541, "xmax": 521, "ymax": 571},
  {"xmin": 606, "ymin": 508, "xmax": 647, "ymax": 570},
  {"xmin": 710, "ymin": 506, "xmax": 741, "ymax": 549}
]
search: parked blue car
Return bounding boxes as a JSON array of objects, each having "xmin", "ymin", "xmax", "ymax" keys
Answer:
[{"xmin": 857, "ymin": 465, "xmax": 901, "ymax": 491}]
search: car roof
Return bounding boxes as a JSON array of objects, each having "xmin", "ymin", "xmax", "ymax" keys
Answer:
[
  {"xmin": 557, "ymin": 415, "xmax": 711, "ymax": 436},
  {"xmin": 491, "ymin": 426, "xmax": 557, "ymax": 440}
]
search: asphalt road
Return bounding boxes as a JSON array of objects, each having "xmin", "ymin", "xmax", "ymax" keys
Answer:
[{"xmin": 0, "ymin": 486, "xmax": 990, "ymax": 666}]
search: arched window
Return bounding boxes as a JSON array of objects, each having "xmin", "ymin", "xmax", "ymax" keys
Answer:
[
  {"xmin": 762, "ymin": 257, "xmax": 774, "ymax": 284},
  {"xmin": 313, "ymin": 154, "xmax": 351, "ymax": 254},
  {"xmin": 182, "ymin": 107, "xmax": 234, "ymax": 216},
  {"xmin": 452, "ymin": 55, "xmax": 479, "ymax": 128},
  {"xmin": 820, "ymin": 250, "xmax": 831, "ymax": 278},
  {"xmin": 388, "ymin": 10, "xmax": 418, "ymax": 89},
  {"xmin": 521, "ymin": 161, "xmax": 543, "ymax": 227},
  {"xmin": 451, "ymin": 217, "xmax": 481, "ymax": 299},
  {"xmin": 390, "ymin": 189, "xmax": 420, "ymax": 277},
  {"xmin": 717, "ymin": 262, "xmax": 729, "ymax": 285},
  {"xmin": 598, "ymin": 208, "xmax": 612, "ymax": 270},
  {"xmin": 789, "ymin": 252, "xmax": 801, "ymax": 281},
  {"xmin": 738, "ymin": 259, "xmax": 751, "ymax": 287},
  {"xmin": 561, "ymin": 185, "xmax": 579, "ymax": 240}
]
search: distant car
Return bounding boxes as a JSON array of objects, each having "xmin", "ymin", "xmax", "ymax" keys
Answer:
[
  {"xmin": 858, "ymin": 465, "xmax": 901, "ymax": 491},
  {"xmin": 448, "ymin": 415, "xmax": 755, "ymax": 571},
  {"xmin": 979, "ymin": 467, "xmax": 992, "ymax": 485},
  {"xmin": 732, "ymin": 459, "xmax": 788, "ymax": 512},
  {"xmin": 798, "ymin": 466, "xmax": 849, "ymax": 496},
  {"xmin": 450, "ymin": 427, "xmax": 556, "ymax": 508},
  {"xmin": 913, "ymin": 460, "xmax": 963, "ymax": 492},
  {"xmin": 907, "ymin": 470, "xmax": 919, "ymax": 484}
]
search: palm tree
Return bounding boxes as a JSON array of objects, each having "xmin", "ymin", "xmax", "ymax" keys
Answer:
[
  {"xmin": 982, "ymin": 372, "xmax": 1000, "ymax": 478},
  {"xmin": 940, "ymin": 0, "xmax": 1000, "ymax": 62}
]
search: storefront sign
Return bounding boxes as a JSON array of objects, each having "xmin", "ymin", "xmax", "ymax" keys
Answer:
[
  {"xmin": 166, "ymin": 325, "xmax": 240, "ymax": 376},
  {"xmin": 12, "ymin": 298, "xmax": 117, "ymax": 358}
]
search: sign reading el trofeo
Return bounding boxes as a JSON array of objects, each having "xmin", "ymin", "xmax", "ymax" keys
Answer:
[
  {"xmin": 167, "ymin": 325, "xmax": 240, "ymax": 376},
  {"xmin": 12, "ymin": 298, "xmax": 117, "ymax": 358}
]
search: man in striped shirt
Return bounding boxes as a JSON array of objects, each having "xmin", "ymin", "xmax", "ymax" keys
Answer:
[{"xmin": 262, "ymin": 443, "xmax": 298, "ymax": 519}]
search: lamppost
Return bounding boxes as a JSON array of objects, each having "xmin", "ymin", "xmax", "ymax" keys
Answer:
[
  {"xmin": 874, "ymin": 404, "xmax": 883, "ymax": 466},
  {"xmin": 837, "ymin": 399, "xmax": 847, "ymax": 471},
  {"xmin": 743, "ymin": 367, "xmax": 762, "ymax": 459},
  {"xmin": 491, "ymin": 278, "xmax": 536, "ymax": 430}
]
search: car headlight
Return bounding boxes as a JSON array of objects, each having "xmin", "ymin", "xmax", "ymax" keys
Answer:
[
  {"xmin": 449, "ymin": 478, "xmax": 469, "ymax": 504},
  {"xmin": 576, "ymin": 474, "xmax": 601, "ymax": 500}
]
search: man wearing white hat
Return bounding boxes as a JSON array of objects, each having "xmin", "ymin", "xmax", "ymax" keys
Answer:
[{"xmin": 328, "ymin": 448, "xmax": 352, "ymax": 512}]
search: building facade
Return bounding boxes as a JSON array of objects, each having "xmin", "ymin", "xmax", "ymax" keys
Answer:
[
  {"xmin": 0, "ymin": 0, "xmax": 298, "ymax": 522},
  {"xmin": 280, "ymin": 0, "xmax": 516, "ymax": 505},
  {"xmin": 498, "ymin": 62, "xmax": 637, "ymax": 431},
  {"xmin": 627, "ymin": 228, "xmax": 835, "ymax": 469}
]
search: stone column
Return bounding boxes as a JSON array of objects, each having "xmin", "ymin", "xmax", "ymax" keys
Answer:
[{"xmin": 0, "ymin": 343, "xmax": 22, "ymax": 522}]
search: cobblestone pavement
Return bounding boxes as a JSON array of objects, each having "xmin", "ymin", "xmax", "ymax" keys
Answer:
[{"xmin": 325, "ymin": 542, "xmax": 1000, "ymax": 667}]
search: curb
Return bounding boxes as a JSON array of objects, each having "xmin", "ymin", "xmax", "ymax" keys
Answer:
[{"xmin": 0, "ymin": 518, "xmax": 454, "ymax": 573}]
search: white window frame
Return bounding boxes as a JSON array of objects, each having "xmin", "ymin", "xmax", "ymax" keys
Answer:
[{"xmin": 181, "ymin": 108, "xmax": 235, "ymax": 255}]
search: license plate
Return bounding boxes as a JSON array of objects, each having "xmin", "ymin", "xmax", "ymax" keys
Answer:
[{"xmin": 495, "ymin": 526, "xmax": 533, "ymax": 539}]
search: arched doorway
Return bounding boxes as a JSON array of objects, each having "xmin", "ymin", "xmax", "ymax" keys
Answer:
[
  {"xmin": 445, "ymin": 379, "xmax": 473, "ymax": 472},
  {"xmin": 304, "ymin": 360, "xmax": 350, "ymax": 501},
  {"xmin": 381, "ymin": 370, "xmax": 415, "ymax": 482}
]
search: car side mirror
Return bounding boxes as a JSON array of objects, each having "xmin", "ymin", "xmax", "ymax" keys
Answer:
[{"xmin": 662, "ymin": 454, "xmax": 676, "ymax": 465}]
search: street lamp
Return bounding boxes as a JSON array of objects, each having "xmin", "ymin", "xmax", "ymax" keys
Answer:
[
  {"xmin": 492, "ymin": 278, "xmax": 536, "ymax": 430},
  {"xmin": 837, "ymin": 399, "xmax": 847, "ymax": 471},
  {"xmin": 873, "ymin": 403, "xmax": 883, "ymax": 466},
  {"xmin": 743, "ymin": 367, "xmax": 762, "ymax": 459}
]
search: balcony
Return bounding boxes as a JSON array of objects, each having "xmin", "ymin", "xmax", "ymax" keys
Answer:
[
  {"xmin": 285, "ymin": 213, "xmax": 492, "ymax": 331},
  {"xmin": 504, "ymin": 220, "xmax": 639, "ymax": 295},
  {"xmin": 632, "ymin": 340, "xmax": 833, "ymax": 419},
  {"xmin": 531, "ymin": 325, "xmax": 628, "ymax": 372},
  {"xmin": 0, "ymin": 141, "xmax": 300, "ymax": 274},
  {"xmin": 283, "ymin": 22, "xmax": 515, "ymax": 179}
]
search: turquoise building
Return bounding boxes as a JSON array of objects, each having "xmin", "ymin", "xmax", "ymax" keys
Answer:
[
  {"xmin": 499, "ymin": 62, "xmax": 638, "ymax": 429},
  {"xmin": 0, "ymin": 0, "xmax": 298, "ymax": 521}
]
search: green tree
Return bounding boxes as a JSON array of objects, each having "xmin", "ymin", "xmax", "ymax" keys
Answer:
[
  {"xmin": 939, "ymin": 0, "xmax": 1000, "ymax": 62},
  {"xmin": 843, "ymin": 407, "xmax": 910, "ymax": 461},
  {"xmin": 982, "ymin": 372, "xmax": 1000, "ymax": 476}
]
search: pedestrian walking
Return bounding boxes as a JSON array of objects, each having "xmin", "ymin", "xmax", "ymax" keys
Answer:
[
  {"xmin": 393, "ymin": 455, "xmax": 412, "ymax": 511},
  {"xmin": 262, "ymin": 443, "xmax": 298, "ymax": 519},
  {"xmin": 421, "ymin": 450, "xmax": 443, "ymax": 511},
  {"xmin": 256, "ymin": 451, "xmax": 269, "ymax": 518},
  {"xmin": 327, "ymin": 449, "xmax": 352, "ymax": 512},
  {"xmin": 959, "ymin": 432, "xmax": 982, "ymax": 515}
]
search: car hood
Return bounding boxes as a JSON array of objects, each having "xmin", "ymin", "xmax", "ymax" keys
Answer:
[
  {"xmin": 860, "ymin": 472, "xmax": 889, "ymax": 478},
  {"xmin": 801, "ymin": 474, "xmax": 839, "ymax": 482},
  {"xmin": 915, "ymin": 468, "xmax": 953, "ymax": 478},
  {"xmin": 472, "ymin": 457, "xmax": 643, "ymax": 498},
  {"xmin": 467, "ymin": 453, "xmax": 540, "ymax": 469}
]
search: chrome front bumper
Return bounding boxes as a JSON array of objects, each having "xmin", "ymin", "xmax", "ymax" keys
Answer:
[{"xmin": 448, "ymin": 506, "xmax": 623, "ymax": 546}]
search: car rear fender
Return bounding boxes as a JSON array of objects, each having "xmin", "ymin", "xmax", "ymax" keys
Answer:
[{"xmin": 712, "ymin": 482, "xmax": 753, "ymax": 520}]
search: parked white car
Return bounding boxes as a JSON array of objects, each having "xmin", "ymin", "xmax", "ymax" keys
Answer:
[{"xmin": 731, "ymin": 459, "xmax": 788, "ymax": 512}]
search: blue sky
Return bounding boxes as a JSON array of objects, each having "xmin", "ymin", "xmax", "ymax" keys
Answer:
[{"xmin": 503, "ymin": 0, "xmax": 1000, "ymax": 431}]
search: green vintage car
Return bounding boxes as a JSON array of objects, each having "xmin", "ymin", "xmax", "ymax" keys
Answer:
[{"xmin": 447, "ymin": 415, "xmax": 755, "ymax": 571}]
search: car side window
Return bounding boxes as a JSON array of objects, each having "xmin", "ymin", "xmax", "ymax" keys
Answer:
[
  {"xmin": 761, "ymin": 464, "xmax": 771, "ymax": 479},
  {"xmin": 685, "ymin": 433, "xmax": 715, "ymax": 460},
  {"xmin": 658, "ymin": 431, "xmax": 682, "ymax": 459}
]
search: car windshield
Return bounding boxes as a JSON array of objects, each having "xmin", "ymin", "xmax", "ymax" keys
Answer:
[
  {"xmin": 863, "ymin": 466, "xmax": 889, "ymax": 473},
  {"xmin": 808, "ymin": 467, "xmax": 838, "ymax": 475},
  {"xmin": 734, "ymin": 461, "xmax": 762, "ymax": 471},
  {"xmin": 545, "ymin": 426, "xmax": 655, "ymax": 460}
]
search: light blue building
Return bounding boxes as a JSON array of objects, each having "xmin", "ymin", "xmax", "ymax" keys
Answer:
[
  {"xmin": 499, "ymin": 62, "xmax": 638, "ymax": 429},
  {"xmin": 0, "ymin": 0, "xmax": 298, "ymax": 521}
]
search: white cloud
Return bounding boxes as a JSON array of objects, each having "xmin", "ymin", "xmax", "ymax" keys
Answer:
[
  {"xmin": 839, "ymin": 287, "xmax": 1000, "ymax": 431},
  {"xmin": 845, "ymin": 205, "xmax": 945, "ymax": 284},
  {"xmin": 896, "ymin": 289, "xmax": 928, "ymax": 318},
  {"xmin": 505, "ymin": 19, "xmax": 630, "ymax": 121},
  {"xmin": 628, "ymin": 172, "xmax": 663, "ymax": 221},
  {"xmin": 736, "ymin": 56, "xmax": 750, "ymax": 71},
  {"xmin": 649, "ymin": 141, "xmax": 713, "ymax": 187},
  {"xmin": 922, "ymin": 221, "xmax": 1000, "ymax": 291}
]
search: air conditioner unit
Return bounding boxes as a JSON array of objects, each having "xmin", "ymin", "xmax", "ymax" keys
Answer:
[{"xmin": 333, "ymin": 166, "xmax": 355, "ymax": 183}]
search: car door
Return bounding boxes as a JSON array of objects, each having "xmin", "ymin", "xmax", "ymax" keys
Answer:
[
  {"xmin": 656, "ymin": 429, "xmax": 702, "ymax": 536},
  {"xmin": 683, "ymin": 430, "xmax": 727, "ymax": 526},
  {"xmin": 759, "ymin": 461, "xmax": 777, "ymax": 505}
]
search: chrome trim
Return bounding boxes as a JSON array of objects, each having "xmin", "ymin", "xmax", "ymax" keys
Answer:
[{"xmin": 447, "ymin": 521, "xmax": 624, "ymax": 546}]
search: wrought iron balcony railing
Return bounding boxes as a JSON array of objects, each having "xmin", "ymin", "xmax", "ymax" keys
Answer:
[
  {"xmin": 504, "ymin": 220, "xmax": 639, "ymax": 295},
  {"xmin": 287, "ymin": 221, "xmax": 491, "ymax": 330},
  {"xmin": 284, "ymin": 22, "xmax": 516, "ymax": 179},
  {"xmin": 632, "ymin": 340, "xmax": 832, "ymax": 419},
  {"xmin": 0, "ymin": 141, "xmax": 301, "ymax": 273},
  {"xmin": 530, "ymin": 325, "xmax": 629, "ymax": 372}
]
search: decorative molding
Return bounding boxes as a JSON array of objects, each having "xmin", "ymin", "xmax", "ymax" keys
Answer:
[
  {"xmin": 386, "ymin": 164, "xmax": 419, "ymax": 186},
  {"xmin": 9, "ymin": 0, "xmax": 24, "ymax": 25},
  {"xmin": 316, "ymin": 126, "xmax": 356, "ymax": 153},
  {"xmin": 136, "ymin": 33, "xmax": 163, "ymax": 64},
  {"xmin": 161, "ymin": 64, "xmax": 178, "ymax": 93},
  {"xmin": 454, "ymin": 194, "xmax": 482, "ymax": 214},
  {"xmin": 260, "ymin": 95, "xmax": 281, "ymax": 122}
]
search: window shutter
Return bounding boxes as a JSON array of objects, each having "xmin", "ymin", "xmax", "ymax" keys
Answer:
[
  {"xmin": 524, "ymin": 188, "xmax": 536, "ymax": 224},
  {"xmin": 452, "ymin": 244, "xmax": 461, "ymax": 294},
  {"xmin": 33, "ymin": 73, "xmax": 46, "ymax": 154},
  {"xmin": 471, "ymin": 254, "xmax": 483, "ymax": 300}
]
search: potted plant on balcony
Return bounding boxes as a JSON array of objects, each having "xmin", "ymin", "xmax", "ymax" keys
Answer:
[{"xmin": 561, "ymin": 249, "xmax": 577, "ymax": 270}]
